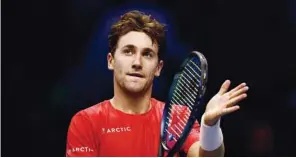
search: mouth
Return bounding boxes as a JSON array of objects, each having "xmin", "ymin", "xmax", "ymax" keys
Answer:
[{"xmin": 127, "ymin": 73, "xmax": 144, "ymax": 78}]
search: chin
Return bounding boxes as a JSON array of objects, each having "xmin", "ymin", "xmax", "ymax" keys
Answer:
[
  {"xmin": 117, "ymin": 79, "xmax": 152, "ymax": 94},
  {"xmin": 125, "ymin": 85, "xmax": 145, "ymax": 93}
]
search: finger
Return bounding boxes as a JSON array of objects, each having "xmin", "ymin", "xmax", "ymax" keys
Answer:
[
  {"xmin": 218, "ymin": 80, "xmax": 231, "ymax": 95},
  {"xmin": 227, "ymin": 82, "xmax": 246, "ymax": 96},
  {"xmin": 220, "ymin": 106, "xmax": 240, "ymax": 116},
  {"xmin": 230, "ymin": 86, "xmax": 249, "ymax": 99},
  {"xmin": 225, "ymin": 93, "xmax": 247, "ymax": 108}
]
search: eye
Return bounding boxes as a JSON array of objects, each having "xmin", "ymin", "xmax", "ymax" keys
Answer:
[
  {"xmin": 123, "ymin": 49, "xmax": 133, "ymax": 55},
  {"xmin": 143, "ymin": 51, "xmax": 153, "ymax": 58}
]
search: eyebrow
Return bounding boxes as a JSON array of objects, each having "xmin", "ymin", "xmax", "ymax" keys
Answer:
[
  {"xmin": 122, "ymin": 44, "xmax": 156, "ymax": 54},
  {"xmin": 142, "ymin": 47, "xmax": 156, "ymax": 55},
  {"xmin": 122, "ymin": 44, "xmax": 136, "ymax": 50}
]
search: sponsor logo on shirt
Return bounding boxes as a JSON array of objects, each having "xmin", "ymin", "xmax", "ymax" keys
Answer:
[
  {"xmin": 67, "ymin": 146, "xmax": 94, "ymax": 153},
  {"xmin": 102, "ymin": 126, "xmax": 131, "ymax": 133}
]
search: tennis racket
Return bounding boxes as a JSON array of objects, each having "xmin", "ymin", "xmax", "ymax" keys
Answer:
[{"xmin": 158, "ymin": 51, "xmax": 208, "ymax": 157}]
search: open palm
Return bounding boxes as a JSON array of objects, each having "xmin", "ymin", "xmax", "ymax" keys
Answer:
[{"xmin": 203, "ymin": 80, "xmax": 249, "ymax": 126}]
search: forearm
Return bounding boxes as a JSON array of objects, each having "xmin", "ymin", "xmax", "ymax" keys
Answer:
[
  {"xmin": 200, "ymin": 114, "xmax": 224, "ymax": 156},
  {"xmin": 199, "ymin": 142, "xmax": 225, "ymax": 157},
  {"xmin": 187, "ymin": 115, "xmax": 225, "ymax": 157},
  {"xmin": 187, "ymin": 141, "xmax": 225, "ymax": 157}
]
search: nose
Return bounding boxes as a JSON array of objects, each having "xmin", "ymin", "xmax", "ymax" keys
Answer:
[{"xmin": 132, "ymin": 53, "xmax": 142, "ymax": 70}]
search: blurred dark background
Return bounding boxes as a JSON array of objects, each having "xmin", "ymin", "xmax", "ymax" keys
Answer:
[{"xmin": 2, "ymin": 0, "xmax": 296, "ymax": 156}]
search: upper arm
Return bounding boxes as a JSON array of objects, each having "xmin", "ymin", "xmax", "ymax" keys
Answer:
[{"xmin": 66, "ymin": 112, "xmax": 99, "ymax": 156}]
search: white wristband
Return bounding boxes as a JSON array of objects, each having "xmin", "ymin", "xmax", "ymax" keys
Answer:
[{"xmin": 200, "ymin": 115, "xmax": 223, "ymax": 151}]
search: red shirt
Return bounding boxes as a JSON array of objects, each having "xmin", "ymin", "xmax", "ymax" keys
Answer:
[{"xmin": 66, "ymin": 98, "xmax": 200, "ymax": 156}]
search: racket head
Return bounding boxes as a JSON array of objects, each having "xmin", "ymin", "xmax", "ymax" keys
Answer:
[{"xmin": 159, "ymin": 51, "xmax": 208, "ymax": 156}]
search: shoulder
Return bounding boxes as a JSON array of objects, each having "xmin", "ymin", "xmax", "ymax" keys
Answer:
[
  {"xmin": 71, "ymin": 100, "xmax": 111, "ymax": 124},
  {"xmin": 151, "ymin": 98, "xmax": 165, "ymax": 113}
]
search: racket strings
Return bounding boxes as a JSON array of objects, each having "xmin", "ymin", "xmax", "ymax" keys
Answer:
[
  {"xmin": 165, "ymin": 59, "xmax": 202, "ymax": 143},
  {"xmin": 171, "ymin": 60, "xmax": 201, "ymax": 107},
  {"xmin": 171, "ymin": 60, "xmax": 200, "ymax": 107}
]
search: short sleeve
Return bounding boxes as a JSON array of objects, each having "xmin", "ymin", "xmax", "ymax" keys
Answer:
[{"xmin": 66, "ymin": 112, "xmax": 99, "ymax": 156}]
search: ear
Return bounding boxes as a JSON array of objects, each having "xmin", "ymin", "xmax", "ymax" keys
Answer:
[
  {"xmin": 107, "ymin": 53, "xmax": 114, "ymax": 70},
  {"xmin": 154, "ymin": 60, "xmax": 164, "ymax": 77}
]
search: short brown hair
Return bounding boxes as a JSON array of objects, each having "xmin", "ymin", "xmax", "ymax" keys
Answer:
[{"xmin": 108, "ymin": 10, "xmax": 166, "ymax": 60}]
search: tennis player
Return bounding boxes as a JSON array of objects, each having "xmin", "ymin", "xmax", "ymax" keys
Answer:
[{"xmin": 66, "ymin": 10, "xmax": 249, "ymax": 157}]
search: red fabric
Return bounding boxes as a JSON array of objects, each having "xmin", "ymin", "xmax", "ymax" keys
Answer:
[{"xmin": 66, "ymin": 98, "xmax": 200, "ymax": 157}]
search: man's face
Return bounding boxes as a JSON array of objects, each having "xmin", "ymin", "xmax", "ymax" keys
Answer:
[{"xmin": 107, "ymin": 31, "xmax": 164, "ymax": 94}]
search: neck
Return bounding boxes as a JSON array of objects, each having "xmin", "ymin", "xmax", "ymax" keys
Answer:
[{"xmin": 111, "ymin": 83, "xmax": 153, "ymax": 115}]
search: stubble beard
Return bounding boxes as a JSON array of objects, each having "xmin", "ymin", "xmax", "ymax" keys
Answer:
[{"xmin": 116, "ymin": 77, "xmax": 153, "ymax": 97}]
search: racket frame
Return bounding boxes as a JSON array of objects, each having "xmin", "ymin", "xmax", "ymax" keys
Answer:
[{"xmin": 158, "ymin": 51, "xmax": 208, "ymax": 157}]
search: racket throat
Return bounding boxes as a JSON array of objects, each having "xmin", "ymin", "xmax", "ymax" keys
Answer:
[{"xmin": 161, "ymin": 141, "xmax": 170, "ymax": 151}]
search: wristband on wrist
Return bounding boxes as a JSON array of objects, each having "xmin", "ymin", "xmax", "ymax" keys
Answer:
[{"xmin": 200, "ymin": 115, "xmax": 223, "ymax": 151}]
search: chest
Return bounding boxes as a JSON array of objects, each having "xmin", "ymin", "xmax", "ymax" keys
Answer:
[{"xmin": 97, "ymin": 113, "xmax": 161, "ymax": 156}]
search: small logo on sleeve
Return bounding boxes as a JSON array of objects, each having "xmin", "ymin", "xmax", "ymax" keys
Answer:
[{"xmin": 67, "ymin": 146, "xmax": 94, "ymax": 153}]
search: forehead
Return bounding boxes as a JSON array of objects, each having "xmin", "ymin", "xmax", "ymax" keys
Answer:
[{"xmin": 117, "ymin": 31, "xmax": 158, "ymax": 52}]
